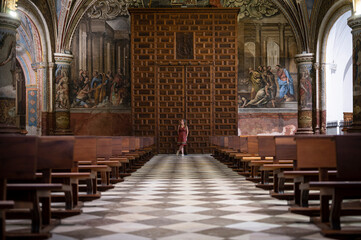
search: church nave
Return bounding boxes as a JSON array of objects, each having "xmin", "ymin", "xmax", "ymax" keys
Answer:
[{"xmin": 23, "ymin": 155, "xmax": 337, "ymax": 240}]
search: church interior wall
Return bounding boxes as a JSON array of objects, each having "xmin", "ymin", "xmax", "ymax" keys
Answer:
[{"xmin": 8, "ymin": 0, "xmax": 355, "ymax": 137}]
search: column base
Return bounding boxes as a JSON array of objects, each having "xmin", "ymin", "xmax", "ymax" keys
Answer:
[
  {"xmin": 0, "ymin": 125, "xmax": 24, "ymax": 135},
  {"xmin": 314, "ymin": 127, "xmax": 320, "ymax": 134},
  {"xmin": 295, "ymin": 127, "xmax": 314, "ymax": 135},
  {"xmin": 346, "ymin": 122, "xmax": 361, "ymax": 133},
  {"xmin": 54, "ymin": 129, "xmax": 73, "ymax": 136}
]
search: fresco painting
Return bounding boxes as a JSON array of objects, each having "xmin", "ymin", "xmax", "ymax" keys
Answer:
[
  {"xmin": 70, "ymin": 7, "xmax": 131, "ymax": 110},
  {"xmin": 70, "ymin": 0, "xmax": 298, "ymax": 111}
]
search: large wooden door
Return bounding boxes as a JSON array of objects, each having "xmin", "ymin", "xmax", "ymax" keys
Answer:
[
  {"xmin": 186, "ymin": 65, "xmax": 213, "ymax": 154},
  {"xmin": 157, "ymin": 66, "xmax": 185, "ymax": 154},
  {"xmin": 131, "ymin": 8, "xmax": 239, "ymax": 154},
  {"xmin": 157, "ymin": 65, "xmax": 213, "ymax": 154}
]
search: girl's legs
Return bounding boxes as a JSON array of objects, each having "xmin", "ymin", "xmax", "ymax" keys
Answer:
[
  {"xmin": 177, "ymin": 145, "xmax": 182, "ymax": 155},
  {"xmin": 181, "ymin": 146, "xmax": 184, "ymax": 156}
]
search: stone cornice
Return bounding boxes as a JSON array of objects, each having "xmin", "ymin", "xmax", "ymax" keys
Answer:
[
  {"xmin": 295, "ymin": 53, "xmax": 314, "ymax": 64},
  {"xmin": 0, "ymin": 12, "xmax": 20, "ymax": 30},
  {"xmin": 348, "ymin": 15, "xmax": 361, "ymax": 30},
  {"xmin": 54, "ymin": 53, "xmax": 73, "ymax": 65}
]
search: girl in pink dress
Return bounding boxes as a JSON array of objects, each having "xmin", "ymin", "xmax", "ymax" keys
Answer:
[{"xmin": 176, "ymin": 119, "xmax": 189, "ymax": 156}]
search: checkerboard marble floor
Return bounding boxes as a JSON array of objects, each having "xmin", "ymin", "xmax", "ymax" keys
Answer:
[{"xmin": 45, "ymin": 154, "xmax": 336, "ymax": 240}]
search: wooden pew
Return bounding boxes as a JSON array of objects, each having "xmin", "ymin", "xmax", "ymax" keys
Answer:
[
  {"xmin": 111, "ymin": 136, "xmax": 133, "ymax": 177},
  {"xmin": 3, "ymin": 136, "xmax": 66, "ymax": 239},
  {"xmin": 285, "ymin": 136, "xmax": 337, "ymax": 211},
  {"xmin": 307, "ymin": 135, "xmax": 361, "ymax": 238},
  {"xmin": 35, "ymin": 136, "xmax": 88, "ymax": 219},
  {"xmin": 75, "ymin": 137, "xmax": 111, "ymax": 200},
  {"xmin": 258, "ymin": 136, "xmax": 295, "ymax": 193},
  {"xmin": 6, "ymin": 136, "xmax": 77, "ymax": 233},
  {"xmin": 96, "ymin": 136, "xmax": 123, "ymax": 184},
  {"xmin": 247, "ymin": 136, "xmax": 277, "ymax": 183},
  {"xmin": 0, "ymin": 136, "xmax": 37, "ymax": 240},
  {"xmin": 234, "ymin": 136, "xmax": 260, "ymax": 176}
]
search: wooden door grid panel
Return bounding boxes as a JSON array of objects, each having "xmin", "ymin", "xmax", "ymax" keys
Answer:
[
  {"xmin": 130, "ymin": 8, "xmax": 238, "ymax": 154},
  {"xmin": 157, "ymin": 66, "xmax": 185, "ymax": 154},
  {"xmin": 186, "ymin": 66, "xmax": 212, "ymax": 154}
]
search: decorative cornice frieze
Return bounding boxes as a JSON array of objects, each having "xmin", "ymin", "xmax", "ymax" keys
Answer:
[
  {"xmin": 54, "ymin": 53, "xmax": 73, "ymax": 65},
  {"xmin": 87, "ymin": 0, "xmax": 142, "ymax": 19},
  {"xmin": 295, "ymin": 53, "xmax": 314, "ymax": 64},
  {"xmin": 223, "ymin": 0, "xmax": 279, "ymax": 20}
]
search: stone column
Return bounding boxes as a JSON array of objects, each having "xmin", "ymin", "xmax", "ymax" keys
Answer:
[
  {"xmin": 295, "ymin": 53, "xmax": 315, "ymax": 134},
  {"xmin": 347, "ymin": 15, "xmax": 361, "ymax": 132},
  {"xmin": 255, "ymin": 24, "xmax": 262, "ymax": 67},
  {"xmin": 53, "ymin": 53, "xmax": 73, "ymax": 135},
  {"xmin": 313, "ymin": 63, "xmax": 320, "ymax": 134},
  {"xmin": 0, "ymin": 12, "xmax": 21, "ymax": 134},
  {"xmin": 279, "ymin": 23, "xmax": 285, "ymax": 67}
]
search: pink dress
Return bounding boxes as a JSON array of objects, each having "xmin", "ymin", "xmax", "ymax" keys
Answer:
[{"xmin": 177, "ymin": 126, "xmax": 187, "ymax": 146}]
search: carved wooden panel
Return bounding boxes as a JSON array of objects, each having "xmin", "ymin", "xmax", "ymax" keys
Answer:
[
  {"xmin": 186, "ymin": 66, "xmax": 212, "ymax": 153},
  {"xmin": 130, "ymin": 8, "xmax": 238, "ymax": 154},
  {"xmin": 131, "ymin": 12, "xmax": 156, "ymax": 137},
  {"xmin": 157, "ymin": 66, "xmax": 185, "ymax": 153},
  {"xmin": 213, "ymin": 12, "xmax": 238, "ymax": 136}
]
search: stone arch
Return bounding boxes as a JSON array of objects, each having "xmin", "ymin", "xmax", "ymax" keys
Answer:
[
  {"xmin": 16, "ymin": 0, "xmax": 54, "ymax": 134},
  {"xmin": 315, "ymin": 0, "xmax": 352, "ymax": 133}
]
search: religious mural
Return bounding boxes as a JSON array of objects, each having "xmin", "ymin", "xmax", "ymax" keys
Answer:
[
  {"xmin": 70, "ymin": 0, "xmax": 297, "ymax": 111},
  {"xmin": 222, "ymin": 0, "xmax": 298, "ymax": 109},
  {"xmin": 70, "ymin": 5, "xmax": 131, "ymax": 110}
]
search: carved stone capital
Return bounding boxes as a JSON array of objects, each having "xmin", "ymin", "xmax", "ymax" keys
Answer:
[
  {"xmin": 54, "ymin": 53, "xmax": 73, "ymax": 65},
  {"xmin": 348, "ymin": 15, "xmax": 361, "ymax": 30},
  {"xmin": 0, "ymin": 12, "xmax": 20, "ymax": 30},
  {"xmin": 294, "ymin": 53, "xmax": 314, "ymax": 65}
]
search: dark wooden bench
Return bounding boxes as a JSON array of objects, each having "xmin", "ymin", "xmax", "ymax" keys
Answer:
[
  {"xmin": 96, "ymin": 136, "xmax": 123, "ymax": 184},
  {"xmin": 247, "ymin": 136, "xmax": 279, "ymax": 184},
  {"xmin": 3, "ymin": 136, "xmax": 66, "ymax": 239},
  {"xmin": 306, "ymin": 135, "xmax": 361, "ymax": 238},
  {"xmin": 0, "ymin": 136, "xmax": 37, "ymax": 240},
  {"xmin": 286, "ymin": 136, "xmax": 337, "ymax": 211},
  {"xmin": 75, "ymin": 136, "xmax": 111, "ymax": 201},
  {"xmin": 258, "ymin": 136, "xmax": 295, "ymax": 193}
]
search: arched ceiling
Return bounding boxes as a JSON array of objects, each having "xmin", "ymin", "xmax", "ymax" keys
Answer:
[{"xmin": 18, "ymin": 0, "xmax": 351, "ymax": 55}]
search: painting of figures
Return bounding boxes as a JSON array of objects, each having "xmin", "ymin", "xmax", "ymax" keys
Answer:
[
  {"xmin": 224, "ymin": 0, "xmax": 298, "ymax": 109},
  {"xmin": 70, "ymin": 10, "xmax": 131, "ymax": 110}
]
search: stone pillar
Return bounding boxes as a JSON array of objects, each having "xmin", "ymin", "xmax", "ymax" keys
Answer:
[
  {"xmin": 54, "ymin": 53, "xmax": 73, "ymax": 135},
  {"xmin": 255, "ymin": 24, "xmax": 262, "ymax": 67},
  {"xmin": 313, "ymin": 63, "xmax": 320, "ymax": 134},
  {"xmin": 238, "ymin": 21, "xmax": 245, "ymax": 78},
  {"xmin": 0, "ymin": 12, "xmax": 21, "ymax": 134},
  {"xmin": 347, "ymin": 15, "xmax": 361, "ymax": 132},
  {"xmin": 295, "ymin": 53, "xmax": 315, "ymax": 134},
  {"xmin": 279, "ymin": 23, "xmax": 285, "ymax": 67}
]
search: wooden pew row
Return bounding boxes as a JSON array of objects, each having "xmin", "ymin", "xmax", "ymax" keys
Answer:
[
  {"xmin": 0, "ymin": 136, "xmax": 38, "ymax": 240},
  {"xmin": 1, "ymin": 135, "xmax": 155, "ymax": 239},
  {"xmin": 212, "ymin": 135, "xmax": 361, "ymax": 239},
  {"xmin": 301, "ymin": 135, "xmax": 361, "ymax": 238}
]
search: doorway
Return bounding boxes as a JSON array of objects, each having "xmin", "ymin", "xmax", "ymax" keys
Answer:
[{"xmin": 157, "ymin": 65, "xmax": 213, "ymax": 154}]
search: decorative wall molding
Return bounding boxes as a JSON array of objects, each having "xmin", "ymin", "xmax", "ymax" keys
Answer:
[
  {"xmin": 87, "ymin": 0, "xmax": 142, "ymax": 19},
  {"xmin": 223, "ymin": 0, "xmax": 279, "ymax": 20}
]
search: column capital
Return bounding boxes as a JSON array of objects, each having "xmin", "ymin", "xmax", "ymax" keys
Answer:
[
  {"xmin": 0, "ymin": 12, "xmax": 20, "ymax": 30},
  {"xmin": 348, "ymin": 15, "xmax": 361, "ymax": 30},
  {"xmin": 54, "ymin": 53, "xmax": 73, "ymax": 65},
  {"xmin": 294, "ymin": 53, "xmax": 314, "ymax": 64}
]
